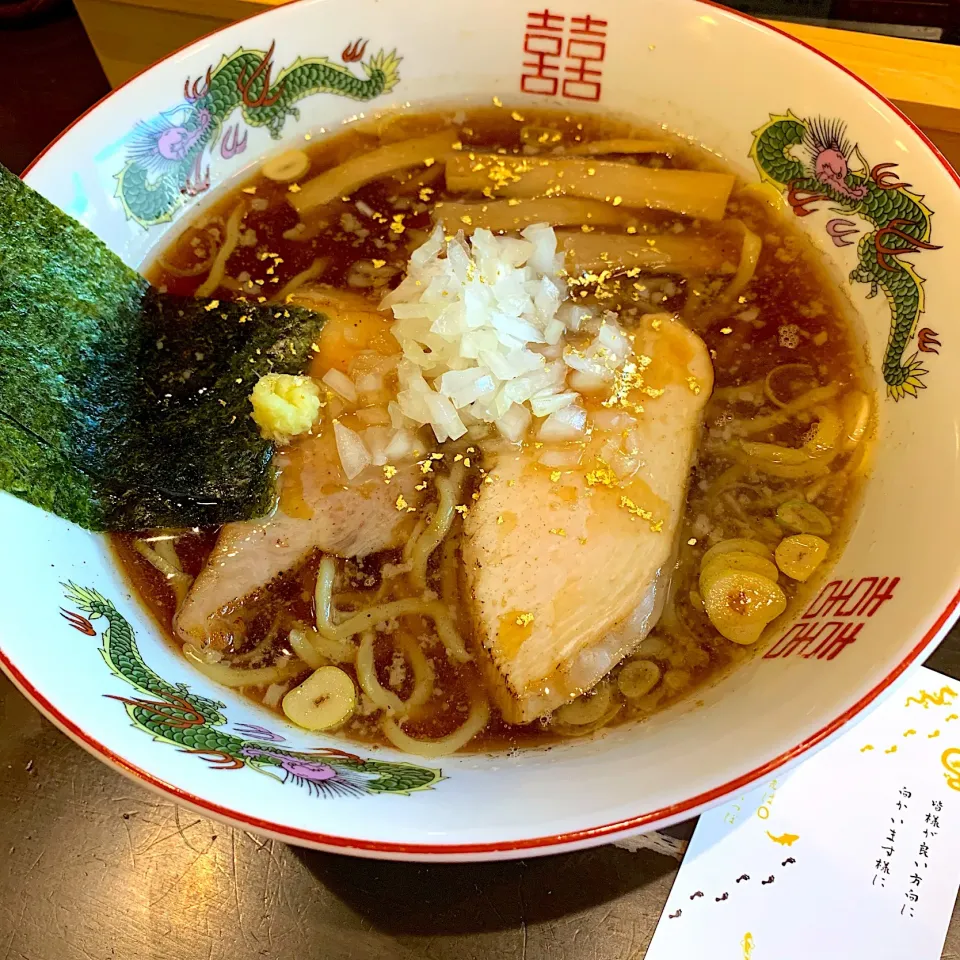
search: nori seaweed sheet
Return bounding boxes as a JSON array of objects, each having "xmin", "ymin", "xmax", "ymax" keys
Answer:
[{"xmin": 0, "ymin": 165, "xmax": 327, "ymax": 530}]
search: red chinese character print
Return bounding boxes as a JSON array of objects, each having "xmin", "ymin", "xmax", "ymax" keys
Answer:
[
  {"xmin": 522, "ymin": 9, "xmax": 565, "ymax": 96},
  {"xmin": 764, "ymin": 576, "xmax": 899, "ymax": 662},
  {"xmin": 562, "ymin": 14, "xmax": 608, "ymax": 102},
  {"xmin": 519, "ymin": 10, "xmax": 608, "ymax": 102}
]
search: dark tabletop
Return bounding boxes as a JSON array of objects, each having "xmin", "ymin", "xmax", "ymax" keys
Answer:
[{"xmin": 2, "ymin": 9, "xmax": 960, "ymax": 958}]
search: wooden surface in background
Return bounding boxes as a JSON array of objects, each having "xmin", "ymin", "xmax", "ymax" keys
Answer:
[
  {"xmin": 2, "ymin": 10, "xmax": 960, "ymax": 960},
  {"xmin": 70, "ymin": 2, "xmax": 960, "ymax": 170},
  {"xmin": 772, "ymin": 20, "xmax": 960, "ymax": 134}
]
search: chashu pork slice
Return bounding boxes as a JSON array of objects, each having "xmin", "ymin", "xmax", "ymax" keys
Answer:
[
  {"xmin": 462, "ymin": 315, "xmax": 713, "ymax": 724},
  {"xmin": 175, "ymin": 428, "xmax": 422, "ymax": 646},
  {"xmin": 176, "ymin": 285, "xmax": 418, "ymax": 646}
]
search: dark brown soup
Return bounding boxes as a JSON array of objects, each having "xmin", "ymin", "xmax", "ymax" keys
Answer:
[{"xmin": 112, "ymin": 105, "xmax": 872, "ymax": 756}]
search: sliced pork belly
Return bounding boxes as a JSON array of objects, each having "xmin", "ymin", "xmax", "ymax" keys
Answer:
[
  {"xmin": 176, "ymin": 279, "xmax": 413, "ymax": 646},
  {"xmin": 462, "ymin": 315, "xmax": 713, "ymax": 723},
  {"xmin": 175, "ymin": 429, "xmax": 421, "ymax": 645}
]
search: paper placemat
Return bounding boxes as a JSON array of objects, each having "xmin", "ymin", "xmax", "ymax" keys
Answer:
[{"xmin": 644, "ymin": 666, "xmax": 960, "ymax": 960}]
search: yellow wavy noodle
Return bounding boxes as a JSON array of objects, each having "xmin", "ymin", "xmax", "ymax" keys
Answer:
[
  {"xmin": 381, "ymin": 697, "xmax": 491, "ymax": 757},
  {"xmin": 196, "ymin": 203, "xmax": 244, "ymax": 297}
]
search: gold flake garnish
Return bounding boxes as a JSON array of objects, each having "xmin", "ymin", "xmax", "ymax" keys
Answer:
[
  {"xmin": 687, "ymin": 538, "xmax": 697, "ymax": 546},
  {"xmin": 454, "ymin": 453, "xmax": 463, "ymax": 462},
  {"xmin": 549, "ymin": 528, "xmax": 567, "ymax": 537},
  {"xmin": 454, "ymin": 504, "xmax": 469, "ymax": 516},
  {"xmin": 612, "ymin": 196, "xmax": 623, "ymax": 206},
  {"xmin": 492, "ymin": 96, "xmax": 503, "ymax": 107},
  {"xmin": 720, "ymin": 326, "xmax": 732, "ymax": 335},
  {"xmin": 415, "ymin": 482, "xmax": 428, "ymax": 491},
  {"xmin": 288, "ymin": 183, "xmax": 301, "ymax": 193},
  {"xmin": 601, "ymin": 360, "xmax": 659, "ymax": 413},
  {"xmin": 687, "ymin": 376, "xmax": 702, "ymax": 395},
  {"xmin": 515, "ymin": 612, "xmax": 534, "ymax": 627},
  {"xmin": 626, "ymin": 225, "xmax": 637, "ymax": 234},
  {"xmin": 461, "ymin": 215, "xmax": 473, "ymax": 225},
  {"xmin": 620, "ymin": 496, "xmax": 662, "ymax": 532},
  {"xmin": 586, "ymin": 464, "xmax": 616, "ymax": 487},
  {"xmin": 390, "ymin": 214, "xmax": 406, "ymax": 235},
  {"xmin": 510, "ymin": 111, "xmax": 525, "ymax": 122},
  {"xmin": 383, "ymin": 465, "xmax": 397, "ymax": 482},
  {"xmin": 418, "ymin": 459, "xmax": 434, "ymax": 474},
  {"xmin": 497, "ymin": 515, "xmax": 504, "ymax": 525},
  {"xmin": 423, "ymin": 157, "xmax": 435, "ymax": 167},
  {"xmin": 204, "ymin": 300, "xmax": 220, "ymax": 311},
  {"xmin": 395, "ymin": 494, "xmax": 409, "ymax": 511},
  {"xmin": 550, "ymin": 470, "xmax": 561, "ymax": 482},
  {"xmin": 580, "ymin": 224, "xmax": 594, "ymax": 233},
  {"xmin": 419, "ymin": 187, "xmax": 434, "ymax": 201},
  {"xmin": 241, "ymin": 186, "xmax": 256, "ymax": 195},
  {"xmin": 372, "ymin": 258, "xmax": 386, "ymax": 268},
  {"xmin": 463, "ymin": 457, "xmax": 471, "ymax": 468}
]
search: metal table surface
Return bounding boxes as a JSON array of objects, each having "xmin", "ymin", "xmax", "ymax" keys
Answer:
[{"xmin": 3, "ymin": 11, "xmax": 960, "ymax": 960}]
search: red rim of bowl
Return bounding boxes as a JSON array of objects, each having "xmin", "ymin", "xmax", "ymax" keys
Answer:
[{"xmin": 8, "ymin": 0, "xmax": 960, "ymax": 857}]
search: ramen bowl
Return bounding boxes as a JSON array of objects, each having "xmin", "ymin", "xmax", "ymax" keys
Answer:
[{"xmin": 3, "ymin": 0, "xmax": 960, "ymax": 861}]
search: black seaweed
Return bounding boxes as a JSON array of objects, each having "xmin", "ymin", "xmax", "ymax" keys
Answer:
[{"xmin": 0, "ymin": 165, "xmax": 326, "ymax": 530}]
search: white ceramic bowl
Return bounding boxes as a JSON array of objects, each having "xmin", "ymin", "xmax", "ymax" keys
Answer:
[{"xmin": 5, "ymin": 0, "xmax": 960, "ymax": 861}]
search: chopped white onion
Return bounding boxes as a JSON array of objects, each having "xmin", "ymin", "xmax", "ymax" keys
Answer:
[
  {"xmin": 538, "ymin": 403, "xmax": 587, "ymax": 441},
  {"xmin": 544, "ymin": 318, "xmax": 566, "ymax": 345},
  {"xmin": 381, "ymin": 224, "xmax": 582, "ymax": 440},
  {"xmin": 354, "ymin": 372, "xmax": 385, "ymax": 394},
  {"xmin": 424, "ymin": 391, "xmax": 467, "ymax": 442},
  {"xmin": 322, "ymin": 368, "xmax": 358, "ymax": 403},
  {"xmin": 558, "ymin": 302, "xmax": 595, "ymax": 332},
  {"xmin": 496, "ymin": 402, "xmax": 532, "ymax": 442},
  {"xmin": 530, "ymin": 390, "xmax": 578, "ymax": 417},
  {"xmin": 356, "ymin": 406, "xmax": 391, "ymax": 426},
  {"xmin": 360, "ymin": 426, "xmax": 393, "ymax": 466},
  {"xmin": 387, "ymin": 400, "xmax": 408, "ymax": 429},
  {"xmin": 569, "ymin": 370, "xmax": 612, "ymax": 392},
  {"xmin": 384, "ymin": 428, "xmax": 417, "ymax": 460},
  {"xmin": 538, "ymin": 446, "xmax": 584, "ymax": 468},
  {"xmin": 333, "ymin": 421, "xmax": 371, "ymax": 479},
  {"xmin": 563, "ymin": 342, "xmax": 617, "ymax": 383},
  {"xmin": 600, "ymin": 438, "xmax": 640, "ymax": 481},
  {"xmin": 592, "ymin": 410, "xmax": 637, "ymax": 431}
]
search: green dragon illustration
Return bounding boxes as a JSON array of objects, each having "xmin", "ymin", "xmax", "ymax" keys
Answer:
[
  {"xmin": 60, "ymin": 583, "xmax": 441, "ymax": 797},
  {"xmin": 750, "ymin": 112, "xmax": 942, "ymax": 400},
  {"xmin": 115, "ymin": 39, "xmax": 401, "ymax": 228}
]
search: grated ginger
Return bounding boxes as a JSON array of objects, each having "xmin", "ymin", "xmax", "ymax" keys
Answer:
[{"xmin": 250, "ymin": 373, "xmax": 322, "ymax": 444}]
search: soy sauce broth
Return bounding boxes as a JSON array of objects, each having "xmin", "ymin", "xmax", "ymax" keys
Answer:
[{"xmin": 111, "ymin": 105, "xmax": 872, "ymax": 753}]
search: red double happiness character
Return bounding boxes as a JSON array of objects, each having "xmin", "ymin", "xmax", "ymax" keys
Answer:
[
  {"xmin": 521, "ymin": 9, "xmax": 565, "ymax": 96},
  {"xmin": 563, "ymin": 13, "xmax": 607, "ymax": 102}
]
